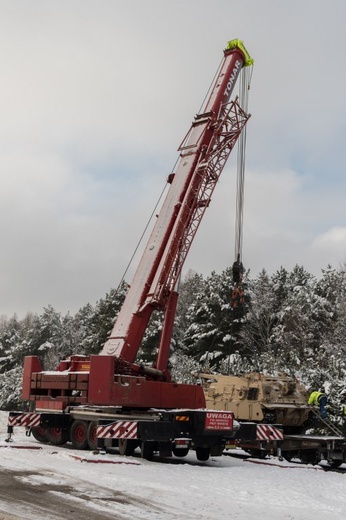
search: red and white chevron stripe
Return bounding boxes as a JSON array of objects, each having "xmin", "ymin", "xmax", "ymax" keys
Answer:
[
  {"xmin": 8, "ymin": 413, "xmax": 41, "ymax": 428},
  {"xmin": 256, "ymin": 424, "xmax": 284, "ymax": 441},
  {"xmin": 96, "ymin": 421, "xmax": 138, "ymax": 440}
]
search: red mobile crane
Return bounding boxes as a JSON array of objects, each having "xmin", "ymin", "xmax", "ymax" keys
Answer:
[{"xmin": 8, "ymin": 40, "xmax": 256, "ymax": 461}]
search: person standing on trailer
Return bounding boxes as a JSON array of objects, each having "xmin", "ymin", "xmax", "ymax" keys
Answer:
[{"xmin": 308, "ymin": 390, "xmax": 328, "ymax": 419}]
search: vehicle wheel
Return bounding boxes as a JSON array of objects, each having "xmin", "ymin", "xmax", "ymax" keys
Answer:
[
  {"xmin": 172, "ymin": 447, "xmax": 189, "ymax": 458},
  {"xmin": 118, "ymin": 438, "xmax": 137, "ymax": 456},
  {"xmin": 141, "ymin": 441, "xmax": 154, "ymax": 460},
  {"xmin": 70, "ymin": 420, "xmax": 88, "ymax": 450},
  {"xmin": 87, "ymin": 421, "xmax": 98, "ymax": 450},
  {"xmin": 159, "ymin": 441, "xmax": 172, "ymax": 458},
  {"xmin": 210, "ymin": 443, "xmax": 224, "ymax": 457},
  {"xmin": 300, "ymin": 449, "xmax": 320, "ymax": 465},
  {"xmin": 46, "ymin": 427, "xmax": 69, "ymax": 446},
  {"xmin": 196, "ymin": 447, "xmax": 210, "ymax": 461},
  {"xmin": 31, "ymin": 426, "xmax": 49, "ymax": 443},
  {"xmin": 329, "ymin": 460, "xmax": 343, "ymax": 468},
  {"xmin": 282, "ymin": 451, "xmax": 293, "ymax": 462},
  {"xmin": 249, "ymin": 449, "xmax": 267, "ymax": 459}
]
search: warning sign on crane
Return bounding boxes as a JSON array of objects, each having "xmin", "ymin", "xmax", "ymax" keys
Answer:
[{"xmin": 205, "ymin": 412, "xmax": 234, "ymax": 431}]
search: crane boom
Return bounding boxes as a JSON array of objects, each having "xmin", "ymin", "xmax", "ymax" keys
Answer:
[{"xmin": 102, "ymin": 40, "xmax": 253, "ymax": 366}]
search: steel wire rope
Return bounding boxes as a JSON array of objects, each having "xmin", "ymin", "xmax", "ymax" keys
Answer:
[
  {"xmin": 115, "ymin": 59, "xmax": 223, "ymax": 296},
  {"xmin": 198, "ymin": 58, "xmax": 224, "ymax": 113},
  {"xmin": 234, "ymin": 65, "xmax": 252, "ymax": 263},
  {"xmin": 116, "ymin": 159, "xmax": 179, "ymax": 293},
  {"xmin": 227, "ymin": 65, "xmax": 253, "ymax": 375},
  {"xmin": 235, "ymin": 65, "xmax": 261, "ymax": 373}
]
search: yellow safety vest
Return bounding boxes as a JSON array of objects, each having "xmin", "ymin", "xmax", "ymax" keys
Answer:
[{"xmin": 308, "ymin": 391, "xmax": 323, "ymax": 405}]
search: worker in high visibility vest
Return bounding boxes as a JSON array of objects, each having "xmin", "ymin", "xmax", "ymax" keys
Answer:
[
  {"xmin": 308, "ymin": 390, "xmax": 328, "ymax": 419},
  {"xmin": 342, "ymin": 405, "xmax": 346, "ymax": 434}
]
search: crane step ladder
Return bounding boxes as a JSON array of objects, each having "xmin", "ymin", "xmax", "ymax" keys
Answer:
[{"xmin": 311, "ymin": 408, "xmax": 344, "ymax": 437}]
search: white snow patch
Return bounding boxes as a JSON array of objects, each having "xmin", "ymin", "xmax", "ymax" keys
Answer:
[{"xmin": 0, "ymin": 411, "xmax": 346, "ymax": 519}]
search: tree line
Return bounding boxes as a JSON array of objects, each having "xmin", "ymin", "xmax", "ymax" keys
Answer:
[{"xmin": 0, "ymin": 263, "xmax": 345, "ymax": 424}]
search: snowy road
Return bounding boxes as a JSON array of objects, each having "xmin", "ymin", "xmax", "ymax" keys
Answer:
[
  {"xmin": 1, "ymin": 411, "xmax": 346, "ymax": 520},
  {"xmin": 0, "ymin": 465, "xmax": 164, "ymax": 520},
  {"xmin": 0, "ymin": 467, "xmax": 114, "ymax": 520}
]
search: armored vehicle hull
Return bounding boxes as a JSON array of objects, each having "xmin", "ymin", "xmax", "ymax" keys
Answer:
[{"xmin": 197, "ymin": 372, "xmax": 311, "ymax": 434}]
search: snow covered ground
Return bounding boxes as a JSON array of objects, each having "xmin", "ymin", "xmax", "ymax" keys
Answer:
[{"xmin": 0, "ymin": 411, "xmax": 345, "ymax": 520}]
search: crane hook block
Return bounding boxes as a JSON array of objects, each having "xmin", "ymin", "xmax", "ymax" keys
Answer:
[{"xmin": 232, "ymin": 260, "xmax": 244, "ymax": 285}]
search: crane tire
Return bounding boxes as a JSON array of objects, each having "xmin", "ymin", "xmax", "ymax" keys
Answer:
[
  {"xmin": 46, "ymin": 427, "xmax": 69, "ymax": 446},
  {"xmin": 31, "ymin": 426, "xmax": 49, "ymax": 443},
  {"xmin": 196, "ymin": 447, "xmax": 210, "ymax": 461},
  {"xmin": 141, "ymin": 441, "xmax": 155, "ymax": 460},
  {"xmin": 118, "ymin": 438, "xmax": 137, "ymax": 456},
  {"xmin": 70, "ymin": 420, "xmax": 88, "ymax": 450},
  {"xmin": 87, "ymin": 421, "xmax": 98, "ymax": 451}
]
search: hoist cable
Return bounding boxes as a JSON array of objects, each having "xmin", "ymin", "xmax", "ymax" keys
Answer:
[
  {"xmin": 116, "ymin": 61, "xmax": 225, "ymax": 295},
  {"xmin": 198, "ymin": 58, "xmax": 224, "ymax": 114},
  {"xmin": 234, "ymin": 65, "xmax": 252, "ymax": 263},
  {"xmin": 227, "ymin": 66, "xmax": 253, "ymax": 373},
  {"xmin": 115, "ymin": 152, "xmax": 181, "ymax": 293},
  {"xmin": 116, "ymin": 180, "xmax": 169, "ymax": 292}
]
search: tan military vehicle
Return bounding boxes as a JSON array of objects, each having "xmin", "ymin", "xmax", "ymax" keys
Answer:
[{"xmin": 196, "ymin": 372, "xmax": 311, "ymax": 433}]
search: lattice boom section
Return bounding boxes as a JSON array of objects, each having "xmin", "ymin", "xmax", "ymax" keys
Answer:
[
  {"xmin": 8, "ymin": 413, "xmax": 41, "ymax": 428},
  {"xmin": 161, "ymin": 99, "xmax": 250, "ymax": 298},
  {"xmin": 256, "ymin": 424, "xmax": 284, "ymax": 441},
  {"xmin": 96, "ymin": 421, "xmax": 138, "ymax": 439}
]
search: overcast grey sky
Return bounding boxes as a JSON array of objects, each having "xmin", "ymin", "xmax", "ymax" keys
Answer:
[{"xmin": 1, "ymin": 0, "xmax": 345, "ymax": 318}]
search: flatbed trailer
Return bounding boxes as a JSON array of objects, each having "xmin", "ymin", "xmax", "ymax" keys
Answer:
[
  {"xmin": 235, "ymin": 428, "xmax": 346, "ymax": 467},
  {"xmin": 280, "ymin": 434, "xmax": 346, "ymax": 467}
]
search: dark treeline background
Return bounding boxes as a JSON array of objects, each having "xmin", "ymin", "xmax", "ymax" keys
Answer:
[{"xmin": 1, "ymin": 263, "xmax": 345, "ymax": 425}]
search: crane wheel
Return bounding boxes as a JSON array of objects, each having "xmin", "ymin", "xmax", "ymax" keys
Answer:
[
  {"xmin": 141, "ymin": 441, "xmax": 155, "ymax": 460},
  {"xmin": 31, "ymin": 426, "xmax": 49, "ymax": 443},
  {"xmin": 196, "ymin": 447, "xmax": 210, "ymax": 461},
  {"xmin": 46, "ymin": 427, "xmax": 69, "ymax": 446},
  {"xmin": 70, "ymin": 420, "xmax": 89, "ymax": 450},
  {"xmin": 87, "ymin": 421, "xmax": 98, "ymax": 451},
  {"xmin": 118, "ymin": 438, "xmax": 137, "ymax": 456},
  {"xmin": 172, "ymin": 447, "xmax": 189, "ymax": 457}
]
